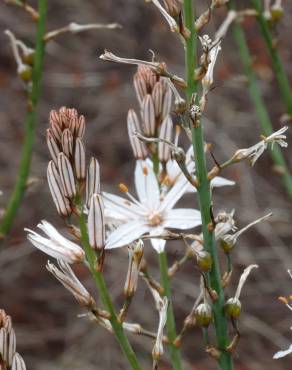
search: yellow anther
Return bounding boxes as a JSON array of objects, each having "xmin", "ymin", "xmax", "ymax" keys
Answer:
[
  {"xmin": 278, "ymin": 296, "xmax": 289, "ymax": 305},
  {"xmin": 142, "ymin": 166, "xmax": 148, "ymax": 176},
  {"xmin": 119, "ymin": 183, "xmax": 129, "ymax": 193}
]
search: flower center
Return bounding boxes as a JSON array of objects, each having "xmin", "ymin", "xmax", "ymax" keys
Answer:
[{"xmin": 148, "ymin": 211, "xmax": 163, "ymax": 226}]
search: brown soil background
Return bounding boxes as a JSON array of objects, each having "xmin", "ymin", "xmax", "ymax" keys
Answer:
[{"xmin": 0, "ymin": 1, "xmax": 292, "ymax": 369}]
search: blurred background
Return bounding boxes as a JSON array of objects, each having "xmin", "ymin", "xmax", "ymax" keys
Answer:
[{"xmin": 0, "ymin": 1, "xmax": 292, "ymax": 369}]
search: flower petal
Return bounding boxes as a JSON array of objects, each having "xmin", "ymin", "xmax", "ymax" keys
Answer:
[
  {"xmin": 149, "ymin": 226, "xmax": 166, "ymax": 253},
  {"xmin": 273, "ymin": 344, "xmax": 292, "ymax": 359},
  {"xmin": 211, "ymin": 176, "xmax": 235, "ymax": 188},
  {"xmin": 135, "ymin": 160, "xmax": 160, "ymax": 209},
  {"xmin": 163, "ymin": 208, "xmax": 201, "ymax": 229},
  {"xmin": 159, "ymin": 176, "xmax": 189, "ymax": 212},
  {"xmin": 106, "ymin": 221, "xmax": 150, "ymax": 249},
  {"xmin": 102, "ymin": 192, "xmax": 143, "ymax": 221}
]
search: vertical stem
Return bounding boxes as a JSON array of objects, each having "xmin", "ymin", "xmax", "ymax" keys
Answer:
[
  {"xmin": 183, "ymin": 1, "xmax": 233, "ymax": 370},
  {"xmin": 251, "ymin": 0, "xmax": 292, "ymax": 115},
  {"xmin": 78, "ymin": 211, "xmax": 142, "ymax": 370},
  {"xmin": 230, "ymin": 8, "xmax": 292, "ymax": 198},
  {"xmin": 158, "ymin": 251, "xmax": 182, "ymax": 370},
  {"xmin": 0, "ymin": 0, "xmax": 46, "ymax": 239}
]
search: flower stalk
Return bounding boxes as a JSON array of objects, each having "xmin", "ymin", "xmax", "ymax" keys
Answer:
[
  {"xmin": 183, "ymin": 1, "xmax": 233, "ymax": 369},
  {"xmin": 0, "ymin": 0, "xmax": 47, "ymax": 240},
  {"xmin": 78, "ymin": 206, "xmax": 142, "ymax": 370},
  {"xmin": 251, "ymin": 0, "xmax": 292, "ymax": 115},
  {"xmin": 158, "ymin": 251, "xmax": 182, "ymax": 370},
  {"xmin": 230, "ymin": 5, "xmax": 292, "ymax": 198}
]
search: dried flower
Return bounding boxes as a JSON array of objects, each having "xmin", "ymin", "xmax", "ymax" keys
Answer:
[
  {"xmin": 152, "ymin": 296, "xmax": 168, "ymax": 359},
  {"xmin": 124, "ymin": 240, "xmax": 144, "ymax": 297},
  {"xmin": 202, "ymin": 41, "xmax": 221, "ymax": 96},
  {"xmin": 46, "ymin": 260, "xmax": 95, "ymax": 307},
  {"xmin": 150, "ymin": 0, "xmax": 179, "ymax": 32},
  {"xmin": 232, "ymin": 126, "xmax": 288, "ymax": 166},
  {"xmin": 25, "ymin": 220, "xmax": 85, "ymax": 263},
  {"xmin": 225, "ymin": 264, "xmax": 258, "ymax": 319}
]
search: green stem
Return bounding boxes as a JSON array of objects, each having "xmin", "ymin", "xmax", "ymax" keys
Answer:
[
  {"xmin": 183, "ymin": 1, "xmax": 233, "ymax": 370},
  {"xmin": 251, "ymin": 0, "xmax": 292, "ymax": 115},
  {"xmin": 0, "ymin": 0, "xmax": 46, "ymax": 240},
  {"xmin": 158, "ymin": 251, "xmax": 182, "ymax": 370},
  {"xmin": 78, "ymin": 211, "xmax": 142, "ymax": 370},
  {"xmin": 230, "ymin": 9, "xmax": 292, "ymax": 199}
]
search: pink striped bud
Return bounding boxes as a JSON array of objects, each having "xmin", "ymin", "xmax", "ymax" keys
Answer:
[
  {"xmin": 127, "ymin": 109, "xmax": 148, "ymax": 160},
  {"xmin": 86, "ymin": 157, "xmax": 100, "ymax": 208},
  {"xmin": 161, "ymin": 86, "xmax": 172, "ymax": 120},
  {"xmin": 74, "ymin": 138, "xmax": 86, "ymax": 180},
  {"xmin": 77, "ymin": 115, "xmax": 86, "ymax": 138},
  {"xmin": 88, "ymin": 193, "xmax": 105, "ymax": 251},
  {"xmin": 12, "ymin": 353, "xmax": 26, "ymax": 370},
  {"xmin": 47, "ymin": 161, "xmax": 71, "ymax": 217},
  {"xmin": 152, "ymin": 81, "xmax": 164, "ymax": 118},
  {"xmin": 134, "ymin": 72, "xmax": 147, "ymax": 105},
  {"xmin": 57, "ymin": 153, "xmax": 76, "ymax": 199},
  {"xmin": 46, "ymin": 129, "xmax": 60, "ymax": 164},
  {"xmin": 141, "ymin": 94, "xmax": 155, "ymax": 136},
  {"xmin": 158, "ymin": 116, "xmax": 173, "ymax": 162},
  {"xmin": 61, "ymin": 129, "xmax": 73, "ymax": 158}
]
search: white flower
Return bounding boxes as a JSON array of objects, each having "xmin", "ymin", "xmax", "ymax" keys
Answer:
[
  {"xmin": 233, "ymin": 126, "xmax": 288, "ymax": 166},
  {"xmin": 25, "ymin": 221, "xmax": 85, "ymax": 263},
  {"xmin": 103, "ymin": 160, "xmax": 201, "ymax": 253}
]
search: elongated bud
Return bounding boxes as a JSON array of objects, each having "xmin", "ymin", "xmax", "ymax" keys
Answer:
[
  {"xmin": 77, "ymin": 115, "xmax": 86, "ymax": 138},
  {"xmin": 0, "ymin": 327, "xmax": 16, "ymax": 366},
  {"xmin": 141, "ymin": 94, "xmax": 155, "ymax": 136},
  {"xmin": 86, "ymin": 157, "xmax": 100, "ymax": 208},
  {"xmin": 134, "ymin": 72, "xmax": 147, "ymax": 105},
  {"xmin": 152, "ymin": 81, "xmax": 164, "ymax": 117},
  {"xmin": 46, "ymin": 129, "xmax": 60, "ymax": 164},
  {"xmin": 88, "ymin": 193, "xmax": 105, "ymax": 251},
  {"xmin": 124, "ymin": 240, "xmax": 144, "ymax": 297},
  {"xmin": 12, "ymin": 353, "xmax": 26, "ymax": 370},
  {"xmin": 50, "ymin": 115, "xmax": 62, "ymax": 143},
  {"xmin": 127, "ymin": 109, "xmax": 148, "ymax": 160},
  {"xmin": 74, "ymin": 138, "xmax": 86, "ymax": 180},
  {"xmin": 61, "ymin": 129, "xmax": 73, "ymax": 158},
  {"xmin": 161, "ymin": 85, "xmax": 172, "ymax": 120},
  {"xmin": 57, "ymin": 153, "xmax": 76, "ymax": 199},
  {"xmin": 158, "ymin": 116, "xmax": 173, "ymax": 162},
  {"xmin": 194, "ymin": 303, "xmax": 213, "ymax": 327},
  {"xmin": 47, "ymin": 161, "xmax": 71, "ymax": 217}
]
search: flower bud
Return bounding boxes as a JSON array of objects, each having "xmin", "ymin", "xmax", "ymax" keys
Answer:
[
  {"xmin": 46, "ymin": 129, "xmax": 60, "ymax": 164},
  {"xmin": 127, "ymin": 109, "xmax": 148, "ymax": 160},
  {"xmin": 225, "ymin": 297, "xmax": 241, "ymax": 319},
  {"xmin": 74, "ymin": 138, "xmax": 86, "ymax": 180},
  {"xmin": 86, "ymin": 157, "xmax": 100, "ymax": 208},
  {"xmin": 196, "ymin": 251, "xmax": 212, "ymax": 272},
  {"xmin": 158, "ymin": 115, "xmax": 173, "ymax": 162},
  {"xmin": 57, "ymin": 153, "xmax": 76, "ymax": 199},
  {"xmin": 88, "ymin": 193, "xmax": 105, "ymax": 251},
  {"xmin": 194, "ymin": 303, "xmax": 213, "ymax": 327},
  {"xmin": 12, "ymin": 353, "xmax": 26, "ymax": 370},
  {"xmin": 61, "ymin": 129, "xmax": 73, "ymax": 158},
  {"xmin": 141, "ymin": 94, "xmax": 155, "ymax": 136}
]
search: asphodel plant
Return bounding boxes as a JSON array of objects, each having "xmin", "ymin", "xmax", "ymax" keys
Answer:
[{"xmin": 24, "ymin": 1, "xmax": 288, "ymax": 370}]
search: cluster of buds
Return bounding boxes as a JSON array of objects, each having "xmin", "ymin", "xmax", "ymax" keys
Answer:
[
  {"xmin": 0, "ymin": 310, "xmax": 26, "ymax": 370},
  {"xmin": 5, "ymin": 30, "xmax": 35, "ymax": 83},
  {"xmin": 128, "ymin": 66, "xmax": 174, "ymax": 164},
  {"xmin": 46, "ymin": 107, "xmax": 86, "ymax": 217}
]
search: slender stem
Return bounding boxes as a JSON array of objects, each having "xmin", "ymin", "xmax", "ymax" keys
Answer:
[
  {"xmin": 78, "ymin": 211, "xmax": 142, "ymax": 370},
  {"xmin": 0, "ymin": 0, "xmax": 46, "ymax": 240},
  {"xmin": 183, "ymin": 1, "xmax": 233, "ymax": 370},
  {"xmin": 251, "ymin": 0, "xmax": 292, "ymax": 115},
  {"xmin": 158, "ymin": 251, "xmax": 182, "ymax": 370},
  {"xmin": 230, "ymin": 7, "xmax": 292, "ymax": 199}
]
